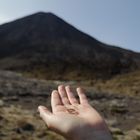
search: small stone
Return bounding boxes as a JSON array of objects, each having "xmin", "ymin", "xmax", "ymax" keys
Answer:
[
  {"xmin": 110, "ymin": 127, "xmax": 124, "ymax": 135},
  {"xmin": 109, "ymin": 100, "xmax": 128, "ymax": 114},
  {"xmin": 17, "ymin": 123, "xmax": 35, "ymax": 132},
  {"xmin": 0, "ymin": 115, "xmax": 3, "ymax": 120},
  {"xmin": 0, "ymin": 100, "xmax": 4, "ymax": 107},
  {"xmin": 106, "ymin": 119, "xmax": 118, "ymax": 127},
  {"xmin": 21, "ymin": 123, "xmax": 35, "ymax": 131}
]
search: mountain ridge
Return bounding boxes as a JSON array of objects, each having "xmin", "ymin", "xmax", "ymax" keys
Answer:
[{"xmin": 0, "ymin": 12, "xmax": 140, "ymax": 80}]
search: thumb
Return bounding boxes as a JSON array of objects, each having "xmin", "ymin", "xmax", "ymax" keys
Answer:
[
  {"xmin": 38, "ymin": 106, "xmax": 63, "ymax": 134},
  {"xmin": 38, "ymin": 105, "xmax": 51, "ymax": 115},
  {"xmin": 38, "ymin": 105, "xmax": 53, "ymax": 127}
]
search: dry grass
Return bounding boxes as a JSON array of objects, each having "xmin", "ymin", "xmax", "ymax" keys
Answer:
[
  {"xmin": 0, "ymin": 105, "xmax": 65, "ymax": 140},
  {"xmin": 94, "ymin": 70, "xmax": 140, "ymax": 96}
]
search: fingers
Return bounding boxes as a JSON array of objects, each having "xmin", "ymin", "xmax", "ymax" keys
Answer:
[
  {"xmin": 58, "ymin": 85, "xmax": 70, "ymax": 105},
  {"xmin": 51, "ymin": 85, "xmax": 88, "ymax": 106},
  {"xmin": 77, "ymin": 87, "xmax": 89, "ymax": 105},
  {"xmin": 65, "ymin": 86, "xmax": 79, "ymax": 104},
  {"xmin": 51, "ymin": 90, "xmax": 63, "ymax": 112}
]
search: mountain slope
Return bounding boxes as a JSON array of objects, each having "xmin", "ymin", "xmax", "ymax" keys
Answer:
[{"xmin": 0, "ymin": 12, "xmax": 140, "ymax": 80}]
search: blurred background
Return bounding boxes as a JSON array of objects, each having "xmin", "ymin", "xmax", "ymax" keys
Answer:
[{"xmin": 0, "ymin": 0, "xmax": 140, "ymax": 140}]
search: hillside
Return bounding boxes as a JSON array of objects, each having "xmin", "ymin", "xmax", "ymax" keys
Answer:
[
  {"xmin": 0, "ymin": 12, "xmax": 140, "ymax": 80},
  {"xmin": 94, "ymin": 70, "xmax": 140, "ymax": 96}
]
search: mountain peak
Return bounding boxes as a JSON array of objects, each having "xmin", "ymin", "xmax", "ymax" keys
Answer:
[
  {"xmin": 29, "ymin": 11, "xmax": 57, "ymax": 18},
  {"xmin": 20, "ymin": 11, "xmax": 65, "ymax": 28}
]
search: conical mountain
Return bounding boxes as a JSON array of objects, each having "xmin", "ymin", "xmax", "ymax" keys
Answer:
[{"xmin": 0, "ymin": 12, "xmax": 140, "ymax": 80}]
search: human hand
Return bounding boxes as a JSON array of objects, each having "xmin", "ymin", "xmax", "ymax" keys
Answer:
[{"xmin": 38, "ymin": 85, "xmax": 112, "ymax": 140}]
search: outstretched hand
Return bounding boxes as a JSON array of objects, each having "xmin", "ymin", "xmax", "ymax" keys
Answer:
[{"xmin": 38, "ymin": 85, "xmax": 112, "ymax": 140}]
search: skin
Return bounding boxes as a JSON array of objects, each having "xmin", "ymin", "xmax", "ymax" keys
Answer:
[{"xmin": 38, "ymin": 85, "xmax": 112, "ymax": 140}]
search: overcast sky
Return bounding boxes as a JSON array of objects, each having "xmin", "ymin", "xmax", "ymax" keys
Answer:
[{"xmin": 0, "ymin": 0, "xmax": 140, "ymax": 52}]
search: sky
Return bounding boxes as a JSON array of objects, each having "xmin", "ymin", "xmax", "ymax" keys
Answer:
[{"xmin": 0, "ymin": 0, "xmax": 140, "ymax": 52}]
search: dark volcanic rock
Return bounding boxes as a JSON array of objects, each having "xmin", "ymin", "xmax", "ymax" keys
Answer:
[
  {"xmin": 0, "ymin": 70, "xmax": 51, "ymax": 97},
  {"xmin": 15, "ymin": 123, "xmax": 35, "ymax": 133},
  {"xmin": 0, "ymin": 12, "xmax": 140, "ymax": 80}
]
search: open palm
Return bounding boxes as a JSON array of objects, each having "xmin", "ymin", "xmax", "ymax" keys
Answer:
[{"xmin": 38, "ymin": 85, "xmax": 112, "ymax": 140}]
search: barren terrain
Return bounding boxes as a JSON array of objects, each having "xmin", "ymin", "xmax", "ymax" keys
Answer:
[{"xmin": 0, "ymin": 71, "xmax": 140, "ymax": 140}]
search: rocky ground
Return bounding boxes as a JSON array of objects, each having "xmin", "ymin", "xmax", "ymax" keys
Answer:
[{"xmin": 0, "ymin": 70, "xmax": 140, "ymax": 140}]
